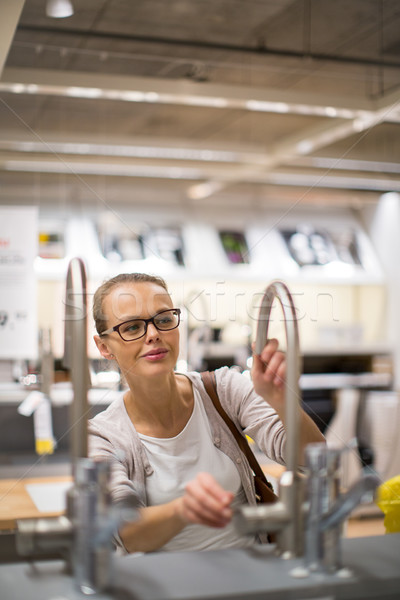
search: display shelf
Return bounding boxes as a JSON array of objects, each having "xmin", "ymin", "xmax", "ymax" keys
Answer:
[
  {"xmin": 32, "ymin": 212, "xmax": 386, "ymax": 286},
  {"xmin": 0, "ymin": 382, "xmax": 118, "ymax": 405}
]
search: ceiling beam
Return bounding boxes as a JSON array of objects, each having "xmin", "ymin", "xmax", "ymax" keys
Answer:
[
  {"xmin": 1, "ymin": 152, "xmax": 399, "ymax": 193},
  {"xmin": 15, "ymin": 24, "xmax": 400, "ymax": 71},
  {"xmin": 0, "ymin": 1, "xmax": 25, "ymax": 77},
  {"xmin": 0, "ymin": 136, "xmax": 399, "ymax": 176},
  {"xmin": 187, "ymin": 87, "xmax": 400, "ymax": 199},
  {"xmin": 0, "ymin": 66, "xmax": 389, "ymax": 118}
]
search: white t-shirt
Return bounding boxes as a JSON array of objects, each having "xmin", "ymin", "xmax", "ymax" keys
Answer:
[{"xmin": 138, "ymin": 388, "xmax": 255, "ymax": 551}]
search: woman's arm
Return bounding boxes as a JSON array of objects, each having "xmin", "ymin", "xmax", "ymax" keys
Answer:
[
  {"xmin": 89, "ymin": 413, "xmax": 235, "ymax": 553},
  {"xmin": 119, "ymin": 472, "xmax": 234, "ymax": 553},
  {"xmin": 251, "ymin": 339, "xmax": 325, "ymax": 462},
  {"xmin": 119, "ymin": 500, "xmax": 186, "ymax": 553}
]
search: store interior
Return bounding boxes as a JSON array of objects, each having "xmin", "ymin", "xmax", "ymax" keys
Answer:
[{"xmin": 0, "ymin": 1, "xmax": 400, "ymax": 598}]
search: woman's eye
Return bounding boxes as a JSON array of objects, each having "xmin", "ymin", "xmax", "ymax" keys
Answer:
[
  {"xmin": 124, "ymin": 322, "xmax": 141, "ymax": 333},
  {"xmin": 157, "ymin": 315, "xmax": 172, "ymax": 325}
]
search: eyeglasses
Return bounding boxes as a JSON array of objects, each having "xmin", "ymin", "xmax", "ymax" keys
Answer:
[{"xmin": 100, "ymin": 308, "xmax": 181, "ymax": 342}]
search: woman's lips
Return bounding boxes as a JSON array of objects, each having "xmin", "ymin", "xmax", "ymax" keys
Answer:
[{"xmin": 142, "ymin": 348, "xmax": 168, "ymax": 360}]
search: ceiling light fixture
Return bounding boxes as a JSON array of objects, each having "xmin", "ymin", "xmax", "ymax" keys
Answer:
[
  {"xmin": 46, "ymin": 0, "xmax": 74, "ymax": 18},
  {"xmin": 186, "ymin": 181, "xmax": 225, "ymax": 200},
  {"xmin": 2, "ymin": 69, "xmax": 393, "ymax": 123},
  {"xmin": 0, "ymin": 140, "xmax": 244, "ymax": 163}
]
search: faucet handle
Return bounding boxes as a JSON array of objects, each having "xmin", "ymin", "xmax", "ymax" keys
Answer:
[
  {"xmin": 321, "ymin": 473, "xmax": 380, "ymax": 531},
  {"xmin": 305, "ymin": 438, "xmax": 358, "ymax": 472}
]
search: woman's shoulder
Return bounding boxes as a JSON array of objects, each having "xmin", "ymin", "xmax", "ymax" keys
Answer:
[
  {"xmin": 88, "ymin": 393, "xmax": 128, "ymax": 434},
  {"xmin": 214, "ymin": 366, "xmax": 254, "ymax": 393},
  {"xmin": 88, "ymin": 393, "xmax": 141, "ymax": 463},
  {"xmin": 182, "ymin": 366, "xmax": 243, "ymax": 383},
  {"xmin": 182, "ymin": 367, "xmax": 253, "ymax": 405}
]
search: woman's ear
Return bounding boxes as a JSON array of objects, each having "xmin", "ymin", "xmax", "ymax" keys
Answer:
[{"xmin": 94, "ymin": 335, "xmax": 115, "ymax": 361}]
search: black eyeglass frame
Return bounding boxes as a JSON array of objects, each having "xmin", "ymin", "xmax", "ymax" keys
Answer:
[{"xmin": 100, "ymin": 308, "xmax": 181, "ymax": 342}]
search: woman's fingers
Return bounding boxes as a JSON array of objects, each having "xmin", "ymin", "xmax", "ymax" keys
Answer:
[
  {"xmin": 262, "ymin": 350, "xmax": 286, "ymax": 386},
  {"xmin": 273, "ymin": 359, "xmax": 286, "ymax": 387},
  {"xmin": 254, "ymin": 339, "xmax": 282, "ymax": 370},
  {"xmin": 252, "ymin": 338, "xmax": 286, "ymax": 396},
  {"xmin": 183, "ymin": 502, "xmax": 231, "ymax": 528},
  {"xmin": 258, "ymin": 338, "xmax": 279, "ymax": 364},
  {"xmin": 182, "ymin": 472, "xmax": 234, "ymax": 528}
]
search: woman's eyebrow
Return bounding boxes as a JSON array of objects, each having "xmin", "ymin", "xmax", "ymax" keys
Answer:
[{"xmin": 115, "ymin": 307, "xmax": 173, "ymax": 321}]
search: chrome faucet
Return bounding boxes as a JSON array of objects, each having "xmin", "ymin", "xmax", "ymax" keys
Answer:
[
  {"xmin": 63, "ymin": 256, "xmax": 90, "ymax": 467},
  {"xmin": 234, "ymin": 280, "xmax": 304, "ymax": 558},
  {"xmin": 305, "ymin": 442, "xmax": 380, "ymax": 574},
  {"xmin": 17, "ymin": 258, "xmax": 115, "ymax": 595},
  {"xmin": 63, "ymin": 257, "xmax": 116, "ymax": 593},
  {"xmin": 234, "ymin": 280, "xmax": 381, "ymax": 572}
]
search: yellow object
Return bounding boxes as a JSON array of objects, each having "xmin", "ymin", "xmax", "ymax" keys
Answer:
[
  {"xmin": 35, "ymin": 439, "xmax": 55, "ymax": 455},
  {"xmin": 376, "ymin": 475, "xmax": 400, "ymax": 533}
]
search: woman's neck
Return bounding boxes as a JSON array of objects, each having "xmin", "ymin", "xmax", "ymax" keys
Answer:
[{"xmin": 123, "ymin": 372, "xmax": 194, "ymax": 437}]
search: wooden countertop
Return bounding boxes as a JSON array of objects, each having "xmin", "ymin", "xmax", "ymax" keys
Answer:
[
  {"xmin": 0, "ymin": 475, "xmax": 72, "ymax": 530},
  {"xmin": 0, "ymin": 467, "xmax": 282, "ymax": 532},
  {"xmin": 0, "ymin": 470, "xmax": 384, "ymax": 540}
]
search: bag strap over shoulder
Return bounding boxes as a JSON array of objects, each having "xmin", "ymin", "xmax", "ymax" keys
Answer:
[{"xmin": 200, "ymin": 370, "xmax": 274, "ymax": 491}]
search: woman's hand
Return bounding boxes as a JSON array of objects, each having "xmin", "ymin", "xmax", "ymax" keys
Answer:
[
  {"xmin": 178, "ymin": 472, "xmax": 234, "ymax": 528},
  {"xmin": 251, "ymin": 338, "xmax": 286, "ymax": 409},
  {"xmin": 251, "ymin": 337, "xmax": 325, "ymax": 463},
  {"xmin": 120, "ymin": 473, "xmax": 234, "ymax": 553}
]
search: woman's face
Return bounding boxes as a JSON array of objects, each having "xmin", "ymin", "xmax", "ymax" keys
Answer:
[{"xmin": 95, "ymin": 282, "xmax": 180, "ymax": 379}]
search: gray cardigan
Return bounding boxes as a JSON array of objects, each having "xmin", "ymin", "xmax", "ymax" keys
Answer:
[{"xmin": 88, "ymin": 367, "xmax": 286, "ymax": 511}]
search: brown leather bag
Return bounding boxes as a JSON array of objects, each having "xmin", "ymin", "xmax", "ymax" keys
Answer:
[{"xmin": 200, "ymin": 370, "xmax": 278, "ymax": 505}]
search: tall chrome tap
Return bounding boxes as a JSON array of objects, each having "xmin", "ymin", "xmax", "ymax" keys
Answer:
[
  {"xmin": 234, "ymin": 280, "xmax": 381, "ymax": 572},
  {"xmin": 63, "ymin": 256, "xmax": 90, "ymax": 467},
  {"xmin": 63, "ymin": 257, "xmax": 115, "ymax": 594},
  {"xmin": 234, "ymin": 280, "xmax": 303, "ymax": 557},
  {"xmin": 17, "ymin": 258, "xmax": 115, "ymax": 595},
  {"xmin": 304, "ymin": 442, "xmax": 380, "ymax": 574}
]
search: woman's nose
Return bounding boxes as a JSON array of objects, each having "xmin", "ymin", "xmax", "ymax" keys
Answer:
[{"xmin": 145, "ymin": 322, "xmax": 160, "ymax": 340}]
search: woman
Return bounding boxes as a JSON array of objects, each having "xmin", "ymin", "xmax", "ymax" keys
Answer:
[{"xmin": 89, "ymin": 273, "xmax": 324, "ymax": 553}]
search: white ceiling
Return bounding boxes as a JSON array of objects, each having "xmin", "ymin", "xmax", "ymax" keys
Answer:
[{"xmin": 1, "ymin": 0, "xmax": 400, "ymax": 216}]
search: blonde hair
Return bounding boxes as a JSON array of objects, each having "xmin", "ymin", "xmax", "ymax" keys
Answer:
[{"xmin": 93, "ymin": 273, "xmax": 168, "ymax": 335}]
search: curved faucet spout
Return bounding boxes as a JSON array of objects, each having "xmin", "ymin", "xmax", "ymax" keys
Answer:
[
  {"xmin": 63, "ymin": 257, "xmax": 90, "ymax": 466},
  {"xmin": 255, "ymin": 280, "xmax": 301, "ymax": 475},
  {"xmin": 253, "ymin": 280, "xmax": 303, "ymax": 556}
]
